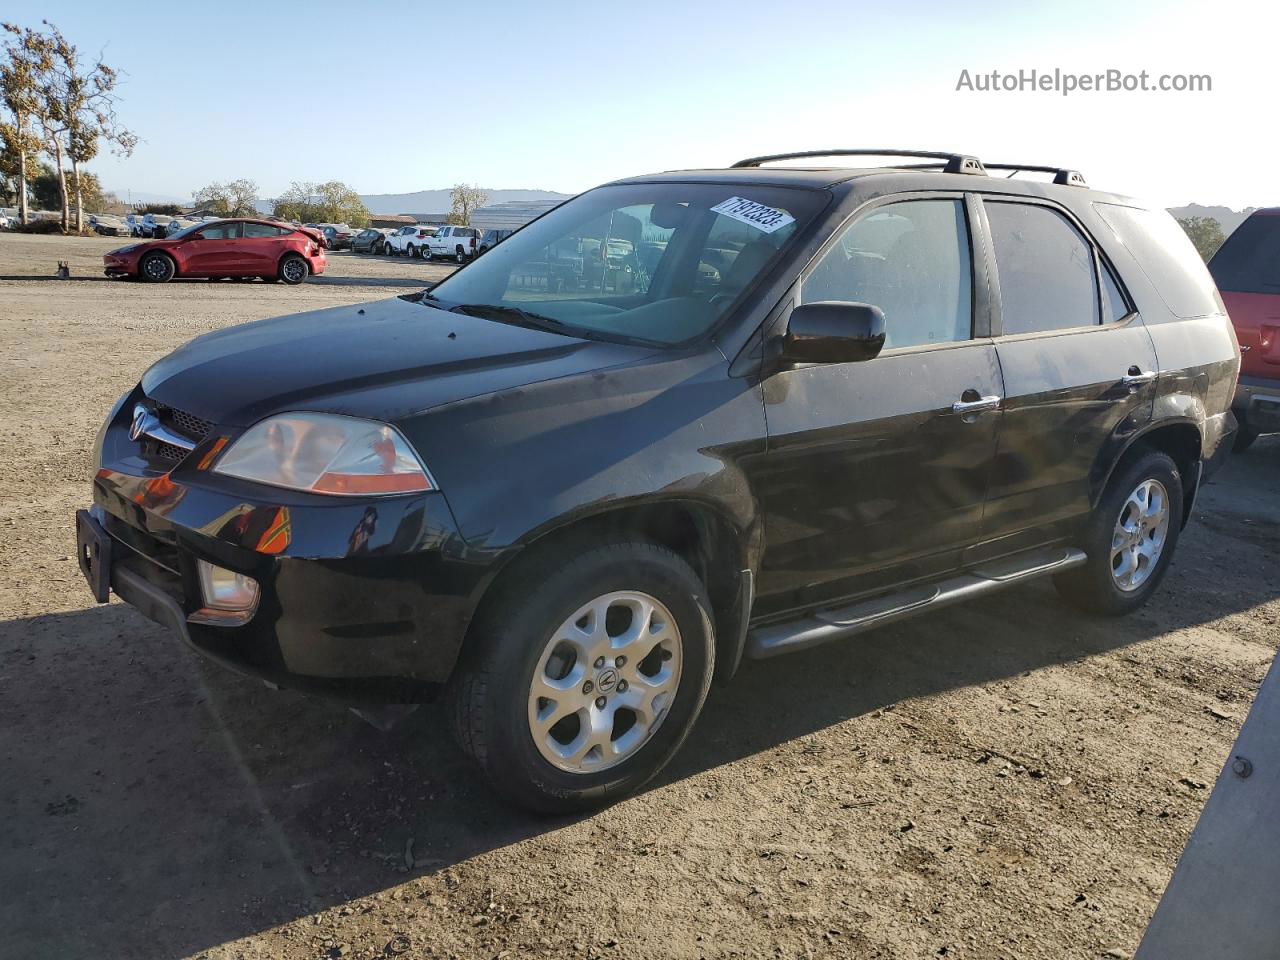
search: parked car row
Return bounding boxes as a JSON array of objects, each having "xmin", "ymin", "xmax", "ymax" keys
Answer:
[{"xmin": 348, "ymin": 223, "xmax": 499, "ymax": 262}]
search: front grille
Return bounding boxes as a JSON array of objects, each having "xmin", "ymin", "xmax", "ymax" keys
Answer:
[
  {"xmin": 153, "ymin": 440, "xmax": 189, "ymax": 462},
  {"xmin": 157, "ymin": 404, "xmax": 213, "ymax": 441}
]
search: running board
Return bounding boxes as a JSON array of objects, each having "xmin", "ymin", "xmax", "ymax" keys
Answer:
[{"xmin": 745, "ymin": 546, "xmax": 1087, "ymax": 660}]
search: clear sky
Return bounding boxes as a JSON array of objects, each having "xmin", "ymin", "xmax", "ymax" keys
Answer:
[{"xmin": 19, "ymin": 0, "xmax": 1280, "ymax": 209}]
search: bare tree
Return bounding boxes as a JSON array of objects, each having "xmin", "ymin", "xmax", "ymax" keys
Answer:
[
  {"xmin": 449, "ymin": 183, "xmax": 488, "ymax": 225},
  {"xmin": 0, "ymin": 22, "xmax": 53, "ymax": 224}
]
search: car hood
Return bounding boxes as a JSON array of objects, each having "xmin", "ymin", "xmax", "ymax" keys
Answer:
[{"xmin": 141, "ymin": 295, "xmax": 655, "ymax": 427}]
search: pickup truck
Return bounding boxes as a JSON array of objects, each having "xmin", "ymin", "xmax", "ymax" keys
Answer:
[{"xmin": 425, "ymin": 225, "xmax": 481, "ymax": 262}]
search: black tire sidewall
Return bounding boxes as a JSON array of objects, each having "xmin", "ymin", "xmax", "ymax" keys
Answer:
[
  {"xmin": 278, "ymin": 255, "xmax": 307, "ymax": 285},
  {"xmin": 140, "ymin": 252, "xmax": 173, "ymax": 283},
  {"xmin": 466, "ymin": 543, "xmax": 715, "ymax": 812},
  {"xmin": 1062, "ymin": 449, "xmax": 1183, "ymax": 615}
]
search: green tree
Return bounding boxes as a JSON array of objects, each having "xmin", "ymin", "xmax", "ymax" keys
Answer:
[
  {"xmin": 193, "ymin": 178, "xmax": 259, "ymax": 217},
  {"xmin": 448, "ymin": 182, "xmax": 487, "ymax": 225},
  {"xmin": 1177, "ymin": 216, "xmax": 1226, "ymax": 262},
  {"xmin": 271, "ymin": 180, "xmax": 368, "ymax": 226},
  {"xmin": 28, "ymin": 159, "xmax": 59, "ymax": 209},
  {"xmin": 134, "ymin": 202, "xmax": 179, "ymax": 215}
]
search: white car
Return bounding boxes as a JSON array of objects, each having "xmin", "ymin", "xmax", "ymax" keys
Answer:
[
  {"xmin": 424, "ymin": 225, "xmax": 481, "ymax": 262},
  {"xmin": 141, "ymin": 213, "xmax": 174, "ymax": 238},
  {"xmin": 385, "ymin": 224, "xmax": 438, "ymax": 258}
]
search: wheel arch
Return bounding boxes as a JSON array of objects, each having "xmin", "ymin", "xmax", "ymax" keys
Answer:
[
  {"xmin": 457, "ymin": 497, "xmax": 756, "ymax": 685},
  {"xmin": 1096, "ymin": 419, "xmax": 1203, "ymax": 528}
]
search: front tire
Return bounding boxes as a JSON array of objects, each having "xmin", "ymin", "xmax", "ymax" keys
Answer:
[
  {"xmin": 449, "ymin": 542, "xmax": 715, "ymax": 814},
  {"xmin": 1055, "ymin": 448, "xmax": 1183, "ymax": 616},
  {"xmin": 278, "ymin": 254, "xmax": 309, "ymax": 285},
  {"xmin": 139, "ymin": 251, "xmax": 175, "ymax": 283}
]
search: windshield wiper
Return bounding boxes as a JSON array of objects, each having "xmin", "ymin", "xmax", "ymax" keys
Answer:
[{"xmin": 450, "ymin": 302, "xmax": 566, "ymax": 331}]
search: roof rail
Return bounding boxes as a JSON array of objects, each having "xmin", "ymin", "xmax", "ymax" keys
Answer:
[
  {"xmin": 730, "ymin": 149, "xmax": 987, "ymax": 176},
  {"xmin": 984, "ymin": 164, "xmax": 1088, "ymax": 187}
]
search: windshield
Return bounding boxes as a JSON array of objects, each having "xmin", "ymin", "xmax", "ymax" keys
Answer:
[
  {"xmin": 426, "ymin": 182, "xmax": 827, "ymax": 345},
  {"xmin": 167, "ymin": 221, "xmax": 209, "ymax": 239}
]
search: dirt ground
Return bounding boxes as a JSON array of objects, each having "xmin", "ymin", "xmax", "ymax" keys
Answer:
[{"xmin": 1, "ymin": 232, "xmax": 1276, "ymax": 960}]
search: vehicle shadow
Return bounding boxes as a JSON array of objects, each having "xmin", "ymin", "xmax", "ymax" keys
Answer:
[{"xmin": 4, "ymin": 441, "xmax": 1276, "ymax": 958}]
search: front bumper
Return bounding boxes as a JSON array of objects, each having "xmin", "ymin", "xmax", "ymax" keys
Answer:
[
  {"xmin": 103, "ymin": 254, "xmax": 136, "ymax": 278},
  {"xmin": 81, "ymin": 419, "xmax": 499, "ymax": 700},
  {"xmin": 307, "ymin": 252, "xmax": 327, "ymax": 275},
  {"xmin": 1234, "ymin": 375, "xmax": 1280, "ymax": 434}
]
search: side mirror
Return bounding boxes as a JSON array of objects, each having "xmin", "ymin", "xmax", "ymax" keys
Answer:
[{"xmin": 781, "ymin": 301, "xmax": 887, "ymax": 364}]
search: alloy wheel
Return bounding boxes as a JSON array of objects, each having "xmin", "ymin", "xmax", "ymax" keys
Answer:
[
  {"xmin": 1110, "ymin": 478, "xmax": 1170, "ymax": 591},
  {"xmin": 527, "ymin": 590, "xmax": 682, "ymax": 774},
  {"xmin": 282, "ymin": 258, "xmax": 306, "ymax": 283}
]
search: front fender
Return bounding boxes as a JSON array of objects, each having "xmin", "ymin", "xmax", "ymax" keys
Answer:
[{"xmin": 407, "ymin": 350, "xmax": 767, "ymax": 557}]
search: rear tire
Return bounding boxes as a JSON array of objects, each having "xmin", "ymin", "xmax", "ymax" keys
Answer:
[
  {"xmin": 1054, "ymin": 448, "xmax": 1183, "ymax": 616},
  {"xmin": 1233, "ymin": 422, "xmax": 1258, "ymax": 454},
  {"xmin": 448, "ymin": 541, "xmax": 715, "ymax": 814},
  {"xmin": 278, "ymin": 254, "xmax": 309, "ymax": 285},
  {"xmin": 139, "ymin": 251, "xmax": 175, "ymax": 283}
]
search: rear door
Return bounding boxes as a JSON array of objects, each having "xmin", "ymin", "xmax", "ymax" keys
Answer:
[
  {"xmin": 240, "ymin": 221, "xmax": 290, "ymax": 273},
  {"xmin": 1209, "ymin": 212, "xmax": 1280, "ymax": 380},
  {"xmin": 976, "ymin": 197, "xmax": 1158, "ymax": 552},
  {"xmin": 755, "ymin": 194, "xmax": 1004, "ymax": 614}
]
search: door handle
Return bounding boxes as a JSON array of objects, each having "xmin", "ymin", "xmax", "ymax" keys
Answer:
[
  {"xmin": 1122, "ymin": 367, "xmax": 1157, "ymax": 386},
  {"xmin": 952, "ymin": 395, "xmax": 1002, "ymax": 414}
]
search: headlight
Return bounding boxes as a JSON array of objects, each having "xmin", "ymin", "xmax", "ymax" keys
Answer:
[{"xmin": 213, "ymin": 413, "xmax": 434, "ymax": 496}]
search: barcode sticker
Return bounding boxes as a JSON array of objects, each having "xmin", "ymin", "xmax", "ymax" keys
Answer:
[{"xmin": 710, "ymin": 197, "xmax": 796, "ymax": 234}]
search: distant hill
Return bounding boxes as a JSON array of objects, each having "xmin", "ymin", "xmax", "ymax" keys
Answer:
[
  {"xmin": 360, "ymin": 188, "xmax": 572, "ymax": 215},
  {"xmin": 1167, "ymin": 204, "xmax": 1260, "ymax": 237},
  {"xmin": 108, "ymin": 189, "xmax": 187, "ymax": 207}
]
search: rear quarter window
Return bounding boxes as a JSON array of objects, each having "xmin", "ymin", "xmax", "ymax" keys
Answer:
[
  {"xmin": 1208, "ymin": 214, "xmax": 1280, "ymax": 295},
  {"xmin": 1093, "ymin": 203, "xmax": 1222, "ymax": 319}
]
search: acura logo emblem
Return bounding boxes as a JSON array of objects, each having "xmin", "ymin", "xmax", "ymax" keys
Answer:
[{"xmin": 129, "ymin": 403, "xmax": 158, "ymax": 442}]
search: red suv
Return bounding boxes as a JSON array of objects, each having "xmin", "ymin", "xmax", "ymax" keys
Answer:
[
  {"xmin": 1210, "ymin": 209, "xmax": 1280, "ymax": 451},
  {"xmin": 104, "ymin": 218, "xmax": 326, "ymax": 285}
]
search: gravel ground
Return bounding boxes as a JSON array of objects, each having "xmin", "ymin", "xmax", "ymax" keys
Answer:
[{"xmin": 1, "ymin": 233, "xmax": 1277, "ymax": 960}]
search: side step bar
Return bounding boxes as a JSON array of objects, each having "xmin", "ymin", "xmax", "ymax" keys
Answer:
[{"xmin": 745, "ymin": 546, "xmax": 1087, "ymax": 660}]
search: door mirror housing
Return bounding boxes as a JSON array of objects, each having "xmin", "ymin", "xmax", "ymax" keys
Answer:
[{"xmin": 781, "ymin": 301, "xmax": 887, "ymax": 364}]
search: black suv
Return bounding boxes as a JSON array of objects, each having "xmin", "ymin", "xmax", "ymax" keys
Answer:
[
  {"xmin": 77, "ymin": 149, "xmax": 1239, "ymax": 812},
  {"xmin": 478, "ymin": 228, "xmax": 514, "ymax": 255}
]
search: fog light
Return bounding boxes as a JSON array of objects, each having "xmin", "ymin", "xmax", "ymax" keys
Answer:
[{"xmin": 190, "ymin": 560, "xmax": 260, "ymax": 626}]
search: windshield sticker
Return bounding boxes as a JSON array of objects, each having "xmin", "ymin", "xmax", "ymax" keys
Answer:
[{"xmin": 710, "ymin": 197, "xmax": 796, "ymax": 234}]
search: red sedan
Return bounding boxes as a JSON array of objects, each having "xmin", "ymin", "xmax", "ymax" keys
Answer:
[{"xmin": 104, "ymin": 218, "xmax": 327, "ymax": 285}]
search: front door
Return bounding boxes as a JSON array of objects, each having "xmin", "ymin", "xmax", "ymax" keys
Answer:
[
  {"xmin": 755, "ymin": 196, "xmax": 1003, "ymax": 616},
  {"xmin": 181, "ymin": 221, "xmax": 245, "ymax": 275}
]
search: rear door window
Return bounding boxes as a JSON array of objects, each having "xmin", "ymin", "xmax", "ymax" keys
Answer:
[
  {"xmin": 1208, "ymin": 214, "xmax": 1280, "ymax": 295},
  {"xmin": 986, "ymin": 201, "xmax": 1100, "ymax": 334},
  {"xmin": 1094, "ymin": 203, "xmax": 1222, "ymax": 318},
  {"xmin": 803, "ymin": 198, "xmax": 973, "ymax": 348},
  {"xmin": 242, "ymin": 222, "xmax": 287, "ymax": 238}
]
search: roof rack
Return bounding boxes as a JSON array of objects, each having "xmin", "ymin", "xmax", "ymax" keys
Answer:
[
  {"xmin": 730, "ymin": 149, "xmax": 987, "ymax": 176},
  {"xmin": 983, "ymin": 164, "xmax": 1088, "ymax": 187}
]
